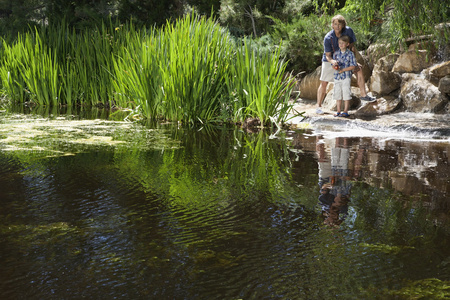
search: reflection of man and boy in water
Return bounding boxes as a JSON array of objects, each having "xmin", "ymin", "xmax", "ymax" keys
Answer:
[{"xmin": 316, "ymin": 136, "xmax": 366, "ymax": 226}]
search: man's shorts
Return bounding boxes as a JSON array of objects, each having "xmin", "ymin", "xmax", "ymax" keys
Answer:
[
  {"xmin": 319, "ymin": 61, "xmax": 334, "ymax": 82},
  {"xmin": 333, "ymin": 78, "xmax": 352, "ymax": 101}
]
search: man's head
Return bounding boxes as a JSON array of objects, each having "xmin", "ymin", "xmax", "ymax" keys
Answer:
[{"xmin": 331, "ymin": 15, "xmax": 346, "ymax": 34}]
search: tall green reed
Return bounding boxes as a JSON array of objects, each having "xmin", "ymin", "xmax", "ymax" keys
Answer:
[
  {"xmin": 112, "ymin": 29, "xmax": 163, "ymax": 119},
  {"xmin": 0, "ymin": 37, "xmax": 29, "ymax": 103},
  {"xmin": 0, "ymin": 15, "xmax": 298, "ymax": 126},
  {"xmin": 157, "ymin": 14, "xmax": 232, "ymax": 123},
  {"xmin": 225, "ymin": 39, "xmax": 297, "ymax": 125},
  {"xmin": 0, "ymin": 32, "xmax": 61, "ymax": 106},
  {"xmin": 113, "ymin": 14, "xmax": 234, "ymax": 124}
]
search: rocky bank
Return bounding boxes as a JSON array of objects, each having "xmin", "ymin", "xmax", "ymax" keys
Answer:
[{"xmin": 291, "ymin": 35, "xmax": 450, "ymax": 126}]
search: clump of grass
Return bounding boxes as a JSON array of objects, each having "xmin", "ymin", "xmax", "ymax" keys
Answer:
[
  {"xmin": 0, "ymin": 14, "xmax": 299, "ymax": 127},
  {"xmin": 225, "ymin": 39, "xmax": 297, "ymax": 125}
]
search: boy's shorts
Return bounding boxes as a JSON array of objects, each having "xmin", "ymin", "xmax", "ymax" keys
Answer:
[
  {"xmin": 333, "ymin": 78, "xmax": 352, "ymax": 101},
  {"xmin": 320, "ymin": 61, "xmax": 334, "ymax": 82}
]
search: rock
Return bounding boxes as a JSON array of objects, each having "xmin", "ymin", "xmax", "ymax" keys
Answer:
[
  {"xmin": 425, "ymin": 61, "xmax": 450, "ymax": 85},
  {"xmin": 392, "ymin": 49, "xmax": 434, "ymax": 73},
  {"xmin": 408, "ymin": 40, "xmax": 439, "ymax": 55},
  {"xmin": 323, "ymin": 86, "xmax": 361, "ymax": 111},
  {"xmin": 428, "ymin": 61, "xmax": 450, "ymax": 77},
  {"xmin": 369, "ymin": 54, "xmax": 402, "ymax": 95},
  {"xmin": 375, "ymin": 54, "xmax": 399, "ymax": 73},
  {"xmin": 400, "ymin": 74, "xmax": 447, "ymax": 112},
  {"xmin": 439, "ymin": 75, "xmax": 450, "ymax": 95},
  {"xmin": 355, "ymin": 96, "xmax": 401, "ymax": 118},
  {"xmin": 366, "ymin": 44, "xmax": 393, "ymax": 69},
  {"xmin": 296, "ymin": 66, "xmax": 321, "ymax": 100}
]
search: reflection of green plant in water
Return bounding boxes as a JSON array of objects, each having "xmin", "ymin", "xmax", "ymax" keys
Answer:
[
  {"xmin": 111, "ymin": 127, "xmax": 302, "ymax": 255},
  {"xmin": 359, "ymin": 242, "xmax": 415, "ymax": 254},
  {"xmin": 114, "ymin": 127, "xmax": 298, "ymax": 209},
  {"xmin": 0, "ymin": 222, "xmax": 79, "ymax": 249},
  {"xmin": 364, "ymin": 278, "xmax": 450, "ymax": 299},
  {"xmin": 193, "ymin": 249, "xmax": 247, "ymax": 271},
  {"xmin": 349, "ymin": 182, "xmax": 440, "ymax": 243},
  {"xmin": 224, "ymin": 130, "xmax": 293, "ymax": 196}
]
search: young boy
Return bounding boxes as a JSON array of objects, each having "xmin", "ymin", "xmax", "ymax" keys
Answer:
[{"xmin": 332, "ymin": 35, "xmax": 357, "ymax": 117}]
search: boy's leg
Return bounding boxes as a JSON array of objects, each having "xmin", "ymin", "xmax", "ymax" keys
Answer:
[
  {"xmin": 342, "ymin": 79, "xmax": 351, "ymax": 113},
  {"xmin": 333, "ymin": 79, "xmax": 343, "ymax": 116},
  {"xmin": 343, "ymin": 99, "xmax": 350, "ymax": 113},
  {"xmin": 336, "ymin": 100, "xmax": 342, "ymax": 113}
]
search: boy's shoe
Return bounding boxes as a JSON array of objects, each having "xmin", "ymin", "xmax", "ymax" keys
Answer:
[
  {"xmin": 339, "ymin": 112, "xmax": 350, "ymax": 118},
  {"xmin": 360, "ymin": 95, "xmax": 376, "ymax": 102},
  {"xmin": 316, "ymin": 107, "xmax": 324, "ymax": 114},
  {"xmin": 334, "ymin": 112, "xmax": 341, "ymax": 117}
]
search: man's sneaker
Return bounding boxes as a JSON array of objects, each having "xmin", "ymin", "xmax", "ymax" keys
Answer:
[
  {"xmin": 316, "ymin": 107, "xmax": 324, "ymax": 114},
  {"xmin": 360, "ymin": 95, "xmax": 376, "ymax": 102}
]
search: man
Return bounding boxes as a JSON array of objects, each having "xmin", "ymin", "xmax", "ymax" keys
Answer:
[{"xmin": 316, "ymin": 15, "xmax": 376, "ymax": 115}]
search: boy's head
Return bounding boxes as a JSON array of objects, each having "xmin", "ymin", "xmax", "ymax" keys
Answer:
[
  {"xmin": 339, "ymin": 35, "xmax": 350, "ymax": 44},
  {"xmin": 338, "ymin": 35, "xmax": 350, "ymax": 50}
]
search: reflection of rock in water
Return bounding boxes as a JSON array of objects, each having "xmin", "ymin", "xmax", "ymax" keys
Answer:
[{"xmin": 288, "ymin": 128, "xmax": 450, "ymax": 226}]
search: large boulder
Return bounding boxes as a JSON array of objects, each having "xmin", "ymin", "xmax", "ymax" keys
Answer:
[
  {"xmin": 424, "ymin": 61, "xmax": 450, "ymax": 86},
  {"xmin": 354, "ymin": 96, "xmax": 401, "ymax": 118},
  {"xmin": 392, "ymin": 49, "xmax": 435, "ymax": 73},
  {"xmin": 439, "ymin": 75, "xmax": 450, "ymax": 95},
  {"xmin": 296, "ymin": 66, "xmax": 321, "ymax": 100},
  {"xmin": 400, "ymin": 74, "xmax": 448, "ymax": 112},
  {"xmin": 369, "ymin": 54, "xmax": 402, "ymax": 95},
  {"xmin": 365, "ymin": 44, "xmax": 393, "ymax": 69}
]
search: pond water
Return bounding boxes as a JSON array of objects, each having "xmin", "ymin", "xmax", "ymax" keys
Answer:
[{"xmin": 1, "ymin": 108, "xmax": 450, "ymax": 299}]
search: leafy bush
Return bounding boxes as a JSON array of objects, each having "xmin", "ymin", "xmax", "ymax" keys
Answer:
[{"xmin": 267, "ymin": 14, "xmax": 328, "ymax": 74}]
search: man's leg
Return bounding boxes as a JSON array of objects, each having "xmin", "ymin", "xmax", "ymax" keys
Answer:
[
  {"xmin": 316, "ymin": 80, "xmax": 328, "ymax": 114},
  {"xmin": 356, "ymin": 67, "xmax": 376, "ymax": 102},
  {"xmin": 356, "ymin": 70, "xmax": 367, "ymax": 97}
]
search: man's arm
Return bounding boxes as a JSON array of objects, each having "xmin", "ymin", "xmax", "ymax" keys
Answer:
[{"xmin": 326, "ymin": 51, "xmax": 338, "ymax": 66}]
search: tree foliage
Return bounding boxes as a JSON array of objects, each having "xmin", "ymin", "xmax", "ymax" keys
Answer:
[
  {"xmin": 343, "ymin": 0, "xmax": 449, "ymax": 45},
  {"xmin": 0, "ymin": 0, "xmax": 448, "ymax": 75}
]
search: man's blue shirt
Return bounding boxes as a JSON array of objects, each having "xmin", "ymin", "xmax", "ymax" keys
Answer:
[{"xmin": 322, "ymin": 26, "xmax": 357, "ymax": 62}]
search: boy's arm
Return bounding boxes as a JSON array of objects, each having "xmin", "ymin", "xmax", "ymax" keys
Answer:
[
  {"xmin": 338, "ymin": 51, "xmax": 357, "ymax": 73},
  {"xmin": 338, "ymin": 65, "xmax": 356, "ymax": 73}
]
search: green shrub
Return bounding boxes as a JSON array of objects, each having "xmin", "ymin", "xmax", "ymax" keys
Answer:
[{"xmin": 268, "ymin": 14, "xmax": 328, "ymax": 73}]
